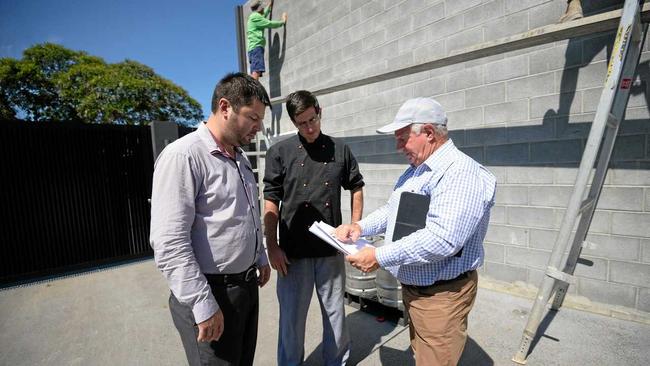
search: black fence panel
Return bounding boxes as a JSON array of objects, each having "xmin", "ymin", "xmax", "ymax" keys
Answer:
[{"xmin": 0, "ymin": 120, "xmax": 155, "ymax": 285}]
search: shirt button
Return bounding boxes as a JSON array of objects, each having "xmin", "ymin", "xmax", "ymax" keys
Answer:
[{"xmin": 324, "ymin": 162, "xmax": 327, "ymax": 165}]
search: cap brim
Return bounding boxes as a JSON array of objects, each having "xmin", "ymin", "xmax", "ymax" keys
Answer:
[{"xmin": 376, "ymin": 121, "xmax": 412, "ymax": 134}]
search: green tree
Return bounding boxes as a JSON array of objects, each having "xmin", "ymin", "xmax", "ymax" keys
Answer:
[{"xmin": 0, "ymin": 43, "xmax": 202, "ymax": 126}]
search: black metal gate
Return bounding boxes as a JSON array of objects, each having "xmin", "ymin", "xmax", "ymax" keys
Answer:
[{"xmin": 0, "ymin": 120, "xmax": 155, "ymax": 285}]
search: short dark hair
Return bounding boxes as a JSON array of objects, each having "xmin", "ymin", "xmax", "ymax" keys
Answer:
[
  {"xmin": 211, "ymin": 72, "xmax": 271, "ymax": 114},
  {"xmin": 286, "ymin": 90, "xmax": 321, "ymax": 122},
  {"xmin": 250, "ymin": 1, "xmax": 262, "ymax": 12}
]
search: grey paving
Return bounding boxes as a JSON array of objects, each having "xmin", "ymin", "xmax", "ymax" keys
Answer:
[{"xmin": 0, "ymin": 259, "xmax": 648, "ymax": 366}]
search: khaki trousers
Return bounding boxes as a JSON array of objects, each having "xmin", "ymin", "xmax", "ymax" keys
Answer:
[{"xmin": 402, "ymin": 270, "xmax": 478, "ymax": 366}]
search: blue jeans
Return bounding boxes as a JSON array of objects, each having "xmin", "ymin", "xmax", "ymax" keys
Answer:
[{"xmin": 277, "ymin": 255, "xmax": 350, "ymax": 366}]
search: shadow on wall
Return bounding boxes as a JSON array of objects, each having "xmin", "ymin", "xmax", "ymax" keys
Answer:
[
  {"xmin": 267, "ymin": 8, "xmax": 286, "ymax": 137},
  {"xmin": 342, "ymin": 116, "xmax": 649, "ymax": 169},
  {"xmin": 338, "ymin": 28, "xmax": 650, "ymax": 170}
]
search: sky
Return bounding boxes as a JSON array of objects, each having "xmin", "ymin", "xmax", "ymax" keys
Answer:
[{"xmin": 0, "ymin": 0, "xmax": 244, "ymax": 120}]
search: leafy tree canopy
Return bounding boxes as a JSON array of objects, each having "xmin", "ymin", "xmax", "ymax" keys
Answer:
[{"xmin": 0, "ymin": 43, "xmax": 202, "ymax": 126}]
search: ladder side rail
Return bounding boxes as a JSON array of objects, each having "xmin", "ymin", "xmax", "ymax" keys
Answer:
[
  {"xmin": 551, "ymin": 19, "xmax": 649, "ymax": 310},
  {"xmin": 511, "ymin": 0, "xmax": 643, "ymax": 363}
]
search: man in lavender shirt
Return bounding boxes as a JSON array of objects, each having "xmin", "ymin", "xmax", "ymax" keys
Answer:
[{"xmin": 150, "ymin": 72, "xmax": 271, "ymax": 366}]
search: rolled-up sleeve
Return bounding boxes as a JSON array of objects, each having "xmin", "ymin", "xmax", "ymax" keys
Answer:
[
  {"xmin": 149, "ymin": 150, "xmax": 219, "ymax": 324},
  {"xmin": 342, "ymin": 145, "xmax": 365, "ymax": 191}
]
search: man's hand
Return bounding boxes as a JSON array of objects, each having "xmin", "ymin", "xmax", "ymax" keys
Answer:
[
  {"xmin": 335, "ymin": 223, "xmax": 362, "ymax": 243},
  {"xmin": 346, "ymin": 247, "xmax": 379, "ymax": 273},
  {"xmin": 281, "ymin": 12, "xmax": 288, "ymax": 24},
  {"xmin": 257, "ymin": 264, "xmax": 271, "ymax": 287},
  {"xmin": 196, "ymin": 310, "xmax": 224, "ymax": 343},
  {"xmin": 267, "ymin": 245, "xmax": 290, "ymax": 276}
]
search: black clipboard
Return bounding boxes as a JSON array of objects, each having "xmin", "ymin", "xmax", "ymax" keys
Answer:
[{"xmin": 392, "ymin": 191, "xmax": 462, "ymax": 257}]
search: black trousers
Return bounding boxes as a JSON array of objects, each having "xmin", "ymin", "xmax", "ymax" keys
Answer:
[{"xmin": 169, "ymin": 279, "xmax": 259, "ymax": 366}]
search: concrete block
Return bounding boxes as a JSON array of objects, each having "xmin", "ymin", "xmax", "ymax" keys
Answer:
[
  {"xmin": 425, "ymin": 14, "xmax": 464, "ymax": 43},
  {"xmin": 482, "ymin": 261, "xmax": 529, "ymax": 283},
  {"xmin": 446, "ymin": 0, "xmax": 482, "ymax": 16},
  {"xmin": 577, "ymin": 278, "xmax": 637, "ymax": 308},
  {"xmin": 529, "ymin": 185, "xmax": 572, "ymax": 208},
  {"xmin": 432, "ymin": 90, "xmax": 464, "ymax": 111},
  {"xmin": 529, "ymin": 43, "xmax": 583, "ymax": 74},
  {"xmin": 483, "ymin": 242, "xmax": 506, "ymax": 262},
  {"xmin": 397, "ymin": 30, "xmax": 430, "ymax": 56},
  {"xmin": 639, "ymin": 288, "xmax": 650, "ymax": 312},
  {"xmin": 552, "ymin": 208, "xmax": 610, "ymax": 234},
  {"xmin": 529, "ymin": 228, "xmax": 557, "ymax": 250},
  {"xmin": 647, "ymin": 189, "xmax": 650, "ymax": 213},
  {"xmin": 554, "ymin": 114, "xmax": 593, "ymax": 140},
  {"xmin": 483, "ymin": 11, "xmax": 528, "ymax": 42},
  {"xmin": 530, "ymin": 93, "xmax": 582, "ymax": 119},
  {"xmin": 597, "ymin": 187, "xmax": 645, "ymax": 212},
  {"xmin": 507, "ymin": 206, "xmax": 555, "ymax": 229},
  {"xmin": 573, "ymin": 256, "xmax": 608, "ymax": 281},
  {"xmin": 466, "ymin": 83, "xmax": 506, "ymax": 108},
  {"xmin": 489, "ymin": 166, "xmax": 507, "ymax": 184},
  {"xmin": 485, "ymin": 224, "xmax": 528, "ymax": 246},
  {"xmin": 528, "ymin": 0, "xmax": 564, "ymax": 29},
  {"xmin": 608, "ymin": 169, "xmax": 650, "ymax": 186},
  {"xmin": 583, "ymin": 234, "xmax": 641, "ymax": 261},
  {"xmin": 506, "ymin": 166, "xmax": 554, "ymax": 184},
  {"xmin": 612, "ymin": 135, "xmax": 646, "ymax": 161},
  {"xmin": 530, "ymin": 139, "xmax": 583, "ymax": 164},
  {"xmin": 447, "ymin": 107, "xmax": 483, "ymax": 129},
  {"xmin": 558, "ymin": 61, "xmax": 608, "ymax": 93},
  {"xmin": 506, "ymin": 247, "xmax": 551, "ymax": 270},
  {"xmin": 581, "ymin": 87, "xmax": 602, "ymax": 113},
  {"xmin": 412, "ymin": 2, "xmax": 445, "ymax": 29},
  {"xmin": 446, "ymin": 27, "xmax": 484, "ymax": 55},
  {"xmin": 485, "ymin": 54, "xmax": 529, "ymax": 83},
  {"xmin": 485, "ymin": 100, "xmax": 529, "ymax": 124},
  {"xmin": 463, "ymin": 0, "xmax": 505, "ymax": 28},
  {"xmin": 610, "ymin": 261, "xmax": 650, "ymax": 287},
  {"xmin": 446, "ymin": 66, "xmax": 483, "ymax": 92},
  {"xmin": 552, "ymin": 167, "xmax": 580, "ymax": 185},
  {"xmin": 507, "ymin": 73, "xmax": 556, "ymax": 100},
  {"xmin": 612, "ymin": 212, "xmax": 650, "ymax": 237},
  {"xmin": 386, "ymin": 53, "xmax": 415, "ymax": 71},
  {"xmin": 486, "ymin": 143, "xmax": 529, "ymax": 164},
  {"xmin": 505, "ymin": 0, "xmax": 550, "ymax": 14},
  {"xmin": 495, "ymin": 186, "xmax": 528, "ymax": 206},
  {"xmin": 491, "ymin": 205, "xmax": 506, "ymax": 224},
  {"xmin": 467, "ymin": 127, "xmax": 507, "ymax": 146},
  {"xmin": 506, "ymin": 119, "xmax": 555, "ymax": 143},
  {"xmin": 362, "ymin": 29, "xmax": 388, "ymax": 51},
  {"xmin": 413, "ymin": 77, "xmax": 446, "ymax": 99},
  {"xmin": 413, "ymin": 39, "xmax": 447, "ymax": 63}
]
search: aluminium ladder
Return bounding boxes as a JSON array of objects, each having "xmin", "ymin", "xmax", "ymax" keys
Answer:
[{"xmin": 512, "ymin": 0, "xmax": 648, "ymax": 364}]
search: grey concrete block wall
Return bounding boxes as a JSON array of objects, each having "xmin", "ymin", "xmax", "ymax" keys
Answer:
[{"xmin": 248, "ymin": 0, "xmax": 650, "ymax": 316}]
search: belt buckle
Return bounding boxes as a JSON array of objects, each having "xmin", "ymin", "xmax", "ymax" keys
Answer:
[{"xmin": 244, "ymin": 266, "xmax": 257, "ymax": 282}]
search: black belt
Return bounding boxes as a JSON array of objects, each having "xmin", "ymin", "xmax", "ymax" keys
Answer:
[
  {"xmin": 205, "ymin": 265, "xmax": 257, "ymax": 285},
  {"xmin": 402, "ymin": 270, "xmax": 474, "ymax": 290}
]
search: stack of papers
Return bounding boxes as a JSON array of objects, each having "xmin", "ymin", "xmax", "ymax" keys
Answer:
[{"xmin": 308, "ymin": 221, "xmax": 371, "ymax": 255}]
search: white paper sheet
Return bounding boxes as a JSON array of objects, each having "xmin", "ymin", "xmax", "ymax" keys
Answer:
[{"xmin": 308, "ymin": 221, "xmax": 371, "ymax": 255}]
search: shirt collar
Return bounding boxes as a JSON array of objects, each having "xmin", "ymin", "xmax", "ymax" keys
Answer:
[
  {"xmin": 297, "ymin": 131, "xmax": 324, "ymax": 146},
  {"xmin": 197, "ymin": 122, "xmax": 241, "ymax": 159},
  {"xmin": 419, "ymin": 139, "xmax": 455, "ymax": 173}
]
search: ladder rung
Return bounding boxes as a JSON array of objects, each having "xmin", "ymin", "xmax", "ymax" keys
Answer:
[
  {"xmin": 546, "ymin": 266, "xmax": 577, "ymax": 285},
  {"xmin": 606, "ymin": 113, "xmax": 619, "ymax": 129},
  {"xmin": 579, "ymin": 198, "xmax": 596, "ymax": 213}
]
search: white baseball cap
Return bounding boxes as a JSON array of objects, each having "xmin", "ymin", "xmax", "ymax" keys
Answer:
[{"xmin": 376, "ymin": 97, "xmax": 448, "ymax": 134}]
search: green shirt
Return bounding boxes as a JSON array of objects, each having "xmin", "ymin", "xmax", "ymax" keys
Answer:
[{"xmin": 246, "ymin": 6, "xmax": 284, "ymax": 52}]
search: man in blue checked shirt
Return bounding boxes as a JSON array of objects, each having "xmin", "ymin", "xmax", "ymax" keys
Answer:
[{"xmin": 335, "ymin": 97, "xmax": 496, "ymax": 366}]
